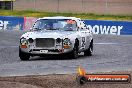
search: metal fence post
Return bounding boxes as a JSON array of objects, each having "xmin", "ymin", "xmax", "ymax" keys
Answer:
[
  {"xmin": 57, "ymin": 0, "xmax": 59, "ymax": 13},
  {"xmin": 82, "ymin": 0, "xmax": 84, "ymax": 13},
  {"xmin": 105, "ymin": 0, "xmax": 108, "ymax": 14},
  {"xmin": 34, "ymin": 0, "xmax": 36, "ymax": 11},
  {"xmin": 11, "ymin": 0, "xmax": 13, "ymax": 11}
]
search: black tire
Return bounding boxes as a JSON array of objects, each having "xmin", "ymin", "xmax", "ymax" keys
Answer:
[
  {"xmin": 84, "ymin": 39, "xmax": 93, "ymax": 56},
  {"xmin": 19, "ymin": 48, "xmax": 30, "ymax": 61},
  {"xmin": 77, "ymin": 76, "xmax": 87, "ymax": 85},
  {"xmin": 69, "ymin": 39, "xmax": 79, "ymax": 59},
  {"xmin": 58, "ymin": 54, "xmax": 64, "ymax": 59}
]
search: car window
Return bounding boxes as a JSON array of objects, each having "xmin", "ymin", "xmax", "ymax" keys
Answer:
[{"xmin": 33, "ymin": 19, "xmax": 77, "ymax": 31}]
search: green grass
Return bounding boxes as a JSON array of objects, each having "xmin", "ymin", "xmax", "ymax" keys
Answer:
[{"xmin": 0, "ymin": 10, "xmax": 132, "ymax": 21}]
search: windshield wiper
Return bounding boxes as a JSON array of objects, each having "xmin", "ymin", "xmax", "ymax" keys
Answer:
[
  {"xmin": 46, "ymin": 28, "xmax": 59, "ymax": 30},
  {"xmin": 33, "ymin": 28, "xmax": 42, "ymax": 31}
]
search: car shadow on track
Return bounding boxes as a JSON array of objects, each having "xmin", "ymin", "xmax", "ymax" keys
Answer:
[{"xmin": 28, "ymin": 54, "xmax": 90, "ymax": 61}]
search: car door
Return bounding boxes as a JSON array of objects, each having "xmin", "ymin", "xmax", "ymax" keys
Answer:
[
  {"xmin": 79, "ymin": 27, "xmax": 90, "ymax": 51},
  {"xmin": 76, "ymin": 20, "xmax": 91, "ymax": 51}
]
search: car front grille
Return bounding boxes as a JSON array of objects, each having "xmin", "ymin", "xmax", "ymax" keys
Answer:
[{"xmin": 36, "ymin": 38, "xmax": 55, "ymax": 47}]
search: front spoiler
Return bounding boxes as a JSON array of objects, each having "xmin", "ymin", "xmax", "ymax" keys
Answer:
[{"xmin": 20, "ymin": 48, "xmax": 72, "ymax": 56}]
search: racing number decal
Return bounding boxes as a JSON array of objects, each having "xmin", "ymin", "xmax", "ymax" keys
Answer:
[{"xmin": 81, "ymin": 37, "xmax": 86, "ymax": 49}]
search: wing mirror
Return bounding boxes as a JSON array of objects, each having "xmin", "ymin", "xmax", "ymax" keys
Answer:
[{"xmin": 29, "ymin": 28, "xmax": 33, "ymax": 31}]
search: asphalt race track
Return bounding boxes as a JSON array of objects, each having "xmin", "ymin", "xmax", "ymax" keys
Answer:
[{"xmin": 0, "ymin": 30, "xmax": 132, "ymax": 76}]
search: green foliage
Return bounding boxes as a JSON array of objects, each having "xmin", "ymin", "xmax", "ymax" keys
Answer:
[{"xmin": 0, "ymin": 10, "xmax": 132, "ymax": 21}]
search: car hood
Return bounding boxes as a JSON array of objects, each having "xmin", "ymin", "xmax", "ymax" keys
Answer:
[{"xmin": 21, "ymin": 30, "xmax": 77, "ymax": 39}]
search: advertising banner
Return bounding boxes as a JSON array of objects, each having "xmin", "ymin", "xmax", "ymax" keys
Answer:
[
  {"xmin": 0, "ymin": 16, "xmax": 24, "ymax": 30},
  {"xmin": 23, "ymin": 17, "xmax": 37, "ymax": 30},
  {"xmin": 84, "ymin": 20, "xmax": 132, "ymax": 35},
  {"xmin": 0, "ymin": 16, "xmax": 132, "ymax": 35}
]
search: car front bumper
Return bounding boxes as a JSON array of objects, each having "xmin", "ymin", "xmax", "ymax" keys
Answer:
[{"xmin": 20, "ymin": 47, "xmax": 73, "ymax": 55}]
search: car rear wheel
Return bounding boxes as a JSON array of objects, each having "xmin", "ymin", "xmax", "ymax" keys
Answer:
[
  {"xmin": 19, "ymin": 48, "xmax": 30, "ymax": 61},
  {"xmin": 84, "ymin": 39, "xmax": 93, "ymax": 56}
]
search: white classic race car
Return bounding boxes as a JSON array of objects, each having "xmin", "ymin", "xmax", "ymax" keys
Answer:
[{"xmin": 19, "ymin": 16, "xmax": 93, "ymax": 60}]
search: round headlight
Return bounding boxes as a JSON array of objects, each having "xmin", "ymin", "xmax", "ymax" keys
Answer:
[
  {"xmin": 63, "ymin": 38, "xmax": 70, "ymax": 45},
  {"xmin": 20, "ymin": 38, "xmax": 27, "ymax": 45},
  {"xmin": 28, "ymin": 38, "xmax": 34, "ymax": 43},
  {"xmin": 56, "ymin": 38, "xmax": 61, "ymax": 44}
]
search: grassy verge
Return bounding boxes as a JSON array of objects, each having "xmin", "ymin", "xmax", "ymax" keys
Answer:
[{"xmin": 0, "ymin": 10, "xmax": 132, "ymax": 21}]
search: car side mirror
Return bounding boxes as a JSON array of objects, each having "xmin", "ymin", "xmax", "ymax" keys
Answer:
[
  {"xmin": 30, "ymin": 28, "xmax": 33, "ymax": 31},
  {"xmin": 77, "ymin": 27, "xmax": 80, "ymax": 31}
]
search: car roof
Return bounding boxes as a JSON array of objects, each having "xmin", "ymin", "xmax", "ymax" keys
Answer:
[{"xmin": 38, "ymin": 16, "xmax": 81, "ymax": 21}]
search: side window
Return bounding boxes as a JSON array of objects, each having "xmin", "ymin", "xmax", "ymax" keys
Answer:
[
  {"xmin": 82, "ymin": 21, "xmax": 87, "ymax": 29},
  {"xmin": 81, "ymin": 21, "xmax": 91, "ymax": 32},
  {"xmin": 33, "ymin": 21, "xmax": 40, "ymax": 28},
  {"xmin": 78, "ymin": 21, "xmax": 87, "ymax": 31}
]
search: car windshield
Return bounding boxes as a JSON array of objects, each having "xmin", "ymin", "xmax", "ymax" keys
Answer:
[{"xmin": 33, "ymin": 19, "xmax": 77, "ymax": 31}]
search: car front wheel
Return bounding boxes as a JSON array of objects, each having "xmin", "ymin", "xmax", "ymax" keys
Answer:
[
  {"xmin": 84, "ymin": 39, "xmax": 93, "ymax": 56},
  {"xmin": 69, "ymin": 40, "xmax": 79, "ymax": 59},
  {"xmin": 71, "ymin": 46, "xmax": 79, "ymax": 59},
  {"xmin": 19, "ymin": 48, "xmax": 30, "ymax": 61}
]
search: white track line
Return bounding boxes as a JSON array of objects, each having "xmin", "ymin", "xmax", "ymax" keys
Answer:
[
  {"xmin": 94, "ymin": 43, "xmax": 119, "ymax": 45},
  {"xmin": 94, "ymin": 43, "xmax": 132, "ymax": 45}
]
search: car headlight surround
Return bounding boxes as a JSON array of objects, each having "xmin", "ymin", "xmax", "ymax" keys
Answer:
[
  {"xmin": 20, "ymin": 38, "xmax": 28, "ymax": 45},
  {"xmin": 56, "ymin": 38, "xmax": 62, "ymax": 44},
  {"xmin": 63, "ymin": 38, "xmax": 71, "ymax": 49},
  {"xmin": 63, "ymin": 38, "xmax": 70, "ymax": 45},
  {"xmin": 28, "ymin": 38, "xmax": 34, "ymax": 43}
]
